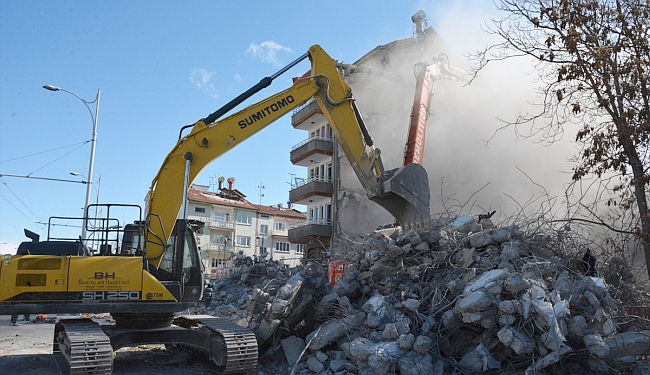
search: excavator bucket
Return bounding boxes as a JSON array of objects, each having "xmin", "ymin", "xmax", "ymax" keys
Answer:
[{"xmin": 371, "ymin": 163, "xmax": 431, "ymax": 230}]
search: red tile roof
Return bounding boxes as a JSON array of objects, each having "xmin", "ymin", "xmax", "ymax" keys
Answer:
[{"xmin": 187, "ymin": 189, "xmax": 306, "ymax": 219}]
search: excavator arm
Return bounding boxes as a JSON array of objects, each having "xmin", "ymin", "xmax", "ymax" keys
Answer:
[{"xmin": 145, "ymin": 45, "xmax": 430, "ymax": 268}]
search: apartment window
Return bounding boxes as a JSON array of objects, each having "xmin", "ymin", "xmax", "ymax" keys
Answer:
[
  {"xmin": 296, "ymin": 244, "xmax": 305, "ymax": 254},
  {"xmin": 212, "ymin": 234, "xmax": 228, "ymax": 244},
  {"xmin": 236, "ymin": 213, "xmax": 252, "ymax": 225},
  {"xmin": 274, "ymin": 222, "xmax": 286, "ymax": 231},
  {"xmin": 275, "ymin": 242, "xmax": 290, "ymax": 252},
  {"xmin": 260, "ymin": 224, "xmax": 269, "ymax": 234},
  {"xmin": 214, "ymin": 212, "xmax": 229, "ymax": 222},
  {"xmin": 236, "ymin": 236, "xmax": 251, "ymax": 247},
  {"xmin": 194, "ymin": 207, "xmax": 206, "ymax": 213},
  {"xmin": 212, "ymin": 258, "xmax": 227, "ymax": 268}
]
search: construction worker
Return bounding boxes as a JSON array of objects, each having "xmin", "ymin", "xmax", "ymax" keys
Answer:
[{"xmin": 10, "ymin": 314, "xmax": 30, "ymax": 326}]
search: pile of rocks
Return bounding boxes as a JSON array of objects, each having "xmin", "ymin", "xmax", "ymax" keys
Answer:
[{"xmin": 196, "ymin": 216, "xmax": 650, "ymax": 375}]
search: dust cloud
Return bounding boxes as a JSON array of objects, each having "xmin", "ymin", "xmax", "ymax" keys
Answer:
[{"xmin": 348, "ymin": 6, "xmax": 578, "ymax": 224}]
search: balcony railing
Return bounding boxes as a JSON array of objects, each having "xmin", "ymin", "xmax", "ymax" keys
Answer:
[
  {"xmin": 208, "ymin": 243, "xmax": 232, "ymax": 251},
  {"xmin": 291, "ymin": 176, "xmax": 332, "ymax": 189},
  {"xmin": 210, "ymin": 219, "xmax": 235, "ymax": 229},
  {"xmin": 292, "ymin": 99, "xmax": 313, "ymax": 115},
  {"xmin": 291, "ymin": 135, "xmax": 333, "ymax": 151},
  {"xmin": 291, "ymin": 99, "xmax": 322, "ymax": 127},
  {"xmin": 305, "ymin": 219, "xmax": 332, "ymax": 226}
]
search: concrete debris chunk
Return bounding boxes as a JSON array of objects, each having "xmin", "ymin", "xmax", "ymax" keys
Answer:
[
  {"xmin": 585, "ymin": 334, "xmax": 611, "ymax": 358},
  {"xmin": 329, "ymin": 359, "xmax": 347, "ymax": 372},
  {"xmin": 412, "ymin": 335, "xmax": 432, "ymax": 354},
  {"xmin": 281, "ymin": 336, "xmax": 306, "ymax": 366},
  {"xmin": 382, "ymin": 323, "xmax": 399, "ymax": 341},
  {"xmin": 476, "ymin": 343, "xmax": 501, "ymax": 371},
  {"xmin": 584, "ymin": 276, "xmax": 608, "ymax": 295},
  {"xmin": 492, "ymin": 225, "xmax": 522, "ymax": 242},
  {"xmin": 465, "ymin": 268, "xmax": 508, "ymax": 294},
  {"xmin": 500, "ymin": 241, "xmax": 523, "ymax": 261},
  {"xmin": 498, "ymin": 327, "xmax": 535, "ymax": 355},
  {"xmin": 604, "ymin": 330, "xmax": 650, "ymax": 359},
  {"xmin": 398, "ymin": 333, "xmax": 415, "ymax": 350},
  {"xmin": 468, "ymin": 231, "xmax": 493, "ymax": 248},
  {"xmin": 306, "ymin": 356, "xmax": 324, "ymax": 373},
  {"xmin": 525, "ymin": 345, "xmax": 572, "ymax": 374},
  {"xmin": 368, "ymin": 354, "xmax": 390, "ymax": 375},
  {"xmin": 306, "ymin": 313, "xmax": 362, "ymax": 350},
  {"xmin": 403, "ymin": 298, "xmax": 420, "ymax": 312},
  {"xmin": 398, "ymin": 353, "xmax": 434, "ymax": 375}
]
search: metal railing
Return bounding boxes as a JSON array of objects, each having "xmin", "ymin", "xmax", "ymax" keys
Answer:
[
  {"xmin": 208, "ymin": 243, "xmax": 232, "ymax": 251},
  {"xmin": 292, "ymin": 98, "xmax": 314, "ymax": 115},
  {"xmin": 289, "ymin": 218, "xmax": 332, "ymax": 230},
  {"xmin": 291, "ymin": 135, "xmax": 333, "ymax": 151},
  {"xmin": 291, "ymin": 176, "xmax": 332, "ymax": 189},
  {"xmin": 210, "ymin": 219, "xmax": 235, "ymax": 229}
]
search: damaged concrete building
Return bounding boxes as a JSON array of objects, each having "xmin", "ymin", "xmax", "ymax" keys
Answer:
[{"xmin": 288, "ymin": 13, "xmax": 451, "ymax": 259}]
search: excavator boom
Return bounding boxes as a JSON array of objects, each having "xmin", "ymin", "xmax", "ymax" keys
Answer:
[{"xmin": 146, "ymin": 45, "xmax": 432, "ymax": 267}]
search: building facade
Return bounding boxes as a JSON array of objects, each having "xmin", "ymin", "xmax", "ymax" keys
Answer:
[{"xmin": 186, "ymin": 182, "xmax": 306, "ymax": 280}]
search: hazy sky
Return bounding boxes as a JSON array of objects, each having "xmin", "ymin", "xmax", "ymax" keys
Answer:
[{"xmin": 0, "ymin": 1, "xmax": 577, "ymax": 251}]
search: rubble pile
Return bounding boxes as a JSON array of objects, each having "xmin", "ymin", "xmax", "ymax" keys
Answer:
[{"xmin": 196, "ymin": 216, "xmax": 650, "ymax": 375}]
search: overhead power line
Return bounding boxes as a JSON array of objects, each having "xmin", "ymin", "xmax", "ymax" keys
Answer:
[{"xmin": 0, "ymin": 140, "xmax": 89, "ymax": 164}]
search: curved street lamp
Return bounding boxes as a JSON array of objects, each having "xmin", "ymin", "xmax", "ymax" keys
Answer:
[{"xmin": 44, "ymin": 85, "xmax": 101, "ymax": 243}]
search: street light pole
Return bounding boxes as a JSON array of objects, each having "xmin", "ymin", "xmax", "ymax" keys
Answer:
[
  {"xmin": 44, "ymin": 85, "xmax": 100, "ymax": 243},
  {"xmin": 70, "ymin": 172, "xmax": 102, "ymax": 242}
]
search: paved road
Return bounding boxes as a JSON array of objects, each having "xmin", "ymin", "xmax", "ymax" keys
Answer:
[
  {"xmin": 0, "ymin": 314, "xmax": 231, "ymax": 375},
  {"xmin": 0, "ymin": 314, "xmax": 60, "ymax": 374}
]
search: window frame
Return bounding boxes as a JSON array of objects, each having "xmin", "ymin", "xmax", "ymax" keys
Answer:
[
  {"xmin": 236, "ymin": 235, "xmax": 251, "ymax": 247},
  {"xmin": 274, "ymin": 242, "xmax": 290, "ymax": 252},
  {"xmin": 236, "ymin": 213, "xmax": 252, "ymax": 225}
]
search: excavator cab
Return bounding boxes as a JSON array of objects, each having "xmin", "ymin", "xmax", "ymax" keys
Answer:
[{"xmin": 154, "ymin": 219, "xmax": 203, "ymax": 303}]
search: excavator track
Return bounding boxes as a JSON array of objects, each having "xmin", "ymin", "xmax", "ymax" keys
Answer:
[
  {"xmin": 54, "ymin": 319, "xmax": 113, "ymax": 375},
  {"xmin": 175, "ymin": 315, "xmax": 258, "ymax": 374}
]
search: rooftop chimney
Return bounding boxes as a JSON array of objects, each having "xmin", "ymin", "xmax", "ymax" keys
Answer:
[
  {"xmin": 412, "ymin": 10, "xmax": 427, "ymax": 38},
  {"xmin": 227, "ymin": 177, "xmax": 235, "ymax": 190}
]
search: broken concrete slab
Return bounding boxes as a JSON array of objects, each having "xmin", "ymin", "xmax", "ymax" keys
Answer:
[
  {"xmin": 306, "ymin": 313, "xmax": 363, "ymax": 351},
  {"xmin": 604, "ymin": 330, "xmax": 650, "ymax": 359},
  {"xmin": 281, "ymin": 336, "xmax": 306, "ymax": 366}
]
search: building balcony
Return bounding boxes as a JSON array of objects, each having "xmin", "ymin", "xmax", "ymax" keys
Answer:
[
  {"xmin": 290, "ymin": 136, "xmax": 334, "ymax": 166},
  {"xmin": 288, "ymin": 220, "xmax": 332, "ymax": 243},
  {"xmin": 291, "ymin": 100, "xmax": 324, "ymax": 130},
  {"xmin": 289, "ymin": 177, "xmax": 333, "ymax": 205},
  {"xmin": 209, "ymin": 219, "xmax": 235, "ymax": 230},
  {"xmin": 271, "ymin": 229, "xmax": 288, "ymax": 237},
  {"xmin": 207, "ymin": 243, "xmax": 232, "ymax": 252}
]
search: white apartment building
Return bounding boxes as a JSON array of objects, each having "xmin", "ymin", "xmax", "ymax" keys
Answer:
[{"xmin": 186, "ymin": 182, "xmax": 306, "ymax": 280}]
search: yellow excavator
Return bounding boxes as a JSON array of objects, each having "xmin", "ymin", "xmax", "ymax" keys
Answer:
[{"xmin": 0, "ymin": 45, "xmax": 430, "ymax": 374}]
